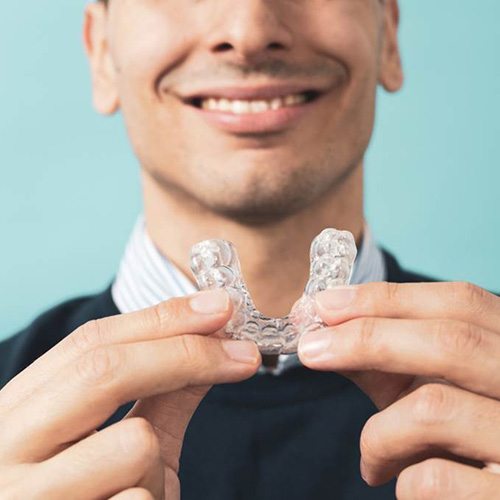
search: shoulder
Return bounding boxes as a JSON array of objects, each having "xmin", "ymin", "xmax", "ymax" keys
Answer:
[{"xmin": 0, "ymin": 285, "xmax": 119, "ymax": 388}]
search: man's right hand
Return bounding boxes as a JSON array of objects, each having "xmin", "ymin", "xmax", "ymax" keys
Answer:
[{"xmin": 0, "ymin": 289, "xmax": 261, "ymax": 499}]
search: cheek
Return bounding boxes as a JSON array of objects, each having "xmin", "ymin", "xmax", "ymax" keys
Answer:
[
  {"xmin": 304, "ymin": 4, "xmax": 380, "ymax": 131},
  {"xmin": 108, "ymin": 5, "xmax": 198, "ymax": 160},
  {"xmin": 109, "ymin": 4, "xmax": 194, "ymax": 101},
  {"xmin": 304, "ymin": 2, "xmax": 380, "ymax": 82}
]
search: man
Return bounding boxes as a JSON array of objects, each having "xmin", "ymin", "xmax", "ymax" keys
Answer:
[{"xmin": 1, "ymin": 0, "xmax": 499, "ymax": 498}]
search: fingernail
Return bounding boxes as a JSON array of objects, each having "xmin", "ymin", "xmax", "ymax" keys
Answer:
[
  {"xmin": 316, "ymin": 286, "xmax": 357, "ymax": 310},
  {"xmin": 189, "ymin": 289, "xmax": 229, "ymax": 314},
  {"xmin": 298, "ymin": 332, "xmax": 333, "ymax": 361},
  {"xmin": 222, "ymin": 340, "xmax": 259, "ymax": 364}
]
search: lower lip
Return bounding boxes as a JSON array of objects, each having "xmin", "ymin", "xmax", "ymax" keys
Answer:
[{"xmin": 188, "ymin": 97, "xmax": 322, "ymax": 135}]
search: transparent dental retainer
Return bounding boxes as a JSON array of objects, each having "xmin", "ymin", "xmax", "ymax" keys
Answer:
[{"xmin": 190, "ymin": 228, "xmax": 357, "ymax": 355}]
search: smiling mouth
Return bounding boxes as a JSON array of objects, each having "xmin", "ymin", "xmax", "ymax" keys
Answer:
[{"xmin": 187, "ymin": 90, "xmax": 321, "ymax": 115}]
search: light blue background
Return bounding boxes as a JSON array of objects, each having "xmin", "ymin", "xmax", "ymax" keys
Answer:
[{"xmin": 1, "ymin": 1, "xmax": 499, "ymax": 340}]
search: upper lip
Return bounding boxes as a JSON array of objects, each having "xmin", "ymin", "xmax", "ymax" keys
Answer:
[{"xmin": 178, "ymin": 82, "xmax": 328, "ymax": 104}]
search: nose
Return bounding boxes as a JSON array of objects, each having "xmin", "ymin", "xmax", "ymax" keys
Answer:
[{"xmin": 205, "ymin": 0, "xmax": 294, "ymax": 64}]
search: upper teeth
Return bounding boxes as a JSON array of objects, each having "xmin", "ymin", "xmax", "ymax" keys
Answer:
[{"xmin": 200, "ymin": 93, "xmax": 308, "ymax": 114}]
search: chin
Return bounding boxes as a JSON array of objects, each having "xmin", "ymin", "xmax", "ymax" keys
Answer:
[
  {"xmin": 146, "ymin": 150, "xmax": 354, "ymax": 225},
  {"xmin": 197, "ymin": 172, "xmax": 327, "ymax": 226},
  {"xmin": 208, "ymin": 197, "xmax": 302, "ymax": 225}
]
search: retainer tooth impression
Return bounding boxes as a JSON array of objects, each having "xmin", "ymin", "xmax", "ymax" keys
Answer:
[{"xmin": 190, "ymin": 228, "xmax": 357, "ymax": 355}]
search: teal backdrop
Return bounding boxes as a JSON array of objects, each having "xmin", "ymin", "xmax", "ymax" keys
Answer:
[{"xmin": 1, "ymin": 1, "xmax": 499, "ymax": 340}]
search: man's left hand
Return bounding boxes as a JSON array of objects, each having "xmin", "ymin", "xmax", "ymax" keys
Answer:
[{"xmin": 297, "ymin": 281, "xmax": 500, "ymax": 499}]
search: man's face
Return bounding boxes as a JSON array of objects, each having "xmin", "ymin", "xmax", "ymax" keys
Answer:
[{"xmin": 86, "ymin": 0, "xmax": 402, "ymax": 223}]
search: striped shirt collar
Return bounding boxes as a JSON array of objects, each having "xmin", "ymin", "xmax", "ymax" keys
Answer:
[{"xmin": 112, "ymin": 215, "xmax": 386, "ymax": 375}]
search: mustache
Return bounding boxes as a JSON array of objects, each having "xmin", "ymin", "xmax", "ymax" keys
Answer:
[{"xmin": 158, "ymin": 57, "xmax": 347, "ymax": 92}]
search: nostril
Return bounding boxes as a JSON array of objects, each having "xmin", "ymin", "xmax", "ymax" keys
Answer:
[
  {"xmin": 268, "ymin": 42, "xmax": 284, "ymax": 50},
  {"xmin": 214, "ymin": 42, "xmax": 233, "ymax": 53}
]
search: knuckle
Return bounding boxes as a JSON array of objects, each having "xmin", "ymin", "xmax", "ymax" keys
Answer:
[
  {"xmin": 121, "ymin": 418, "xmax": 161, "ymax": 464},
  {"xmin": 383, "ymin": 281, "xmax": 401, "ymax": 303},
  {"xmin": 356, "ymin": 318, "xmax": 379, "ymax": 353},
  {"xmin": 70, "ymin": 320, "xmax": 105, "ymax": 354},
  {"xmin": 436, "ymin": 320, "xmax": 483, "ymax": 358},
  {"xmin": 411, "ymin": 384, "xmax": 452, "ymax": 426},
  {"xmin": 408, "ymin": 459, "xmax": 451, "ymax": 500},
  {"xmin": 453, "ymin": 281, "xmax": 487, "ymax": 315},
  {"xmin": 76, "ymin": 345, "xmax": 122, "ymax": 386},
  {"xmin": 151, "ymin": 297, "xmax": 184, "ymax": 331},
  {"xmin": 178, "ymin": 335, "xmax": 207, "ymax": 369},
  {"xmin": 363, "ymin": 282, "xmax": 400, "ymax": 315}
]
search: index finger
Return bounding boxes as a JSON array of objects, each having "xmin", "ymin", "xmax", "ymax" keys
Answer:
[
  {"xmin": 314, "ymin": 281, "xmax": 500, "ymax": 332},
  {"xmin": 1, "ymin": 333, "xmax": 260, "ymax": 463},
  {"xmin": 1, "ymin": 289, "xmax": 232, "ymax": 410}
]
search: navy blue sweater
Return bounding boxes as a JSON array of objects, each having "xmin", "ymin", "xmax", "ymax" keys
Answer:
[{"xmin": 0, "ymin": 250, "xmax": 434, "ymax": 499}]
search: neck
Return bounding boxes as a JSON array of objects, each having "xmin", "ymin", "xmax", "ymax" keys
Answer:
[{"xmin": 143, "ymin": 164, "xmax": 364, "ymax": 318}]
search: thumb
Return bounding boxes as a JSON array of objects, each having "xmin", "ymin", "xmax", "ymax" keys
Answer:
[{"xmin": 125, "ymin": 386, "xmax": 209, "ymax": 473}]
